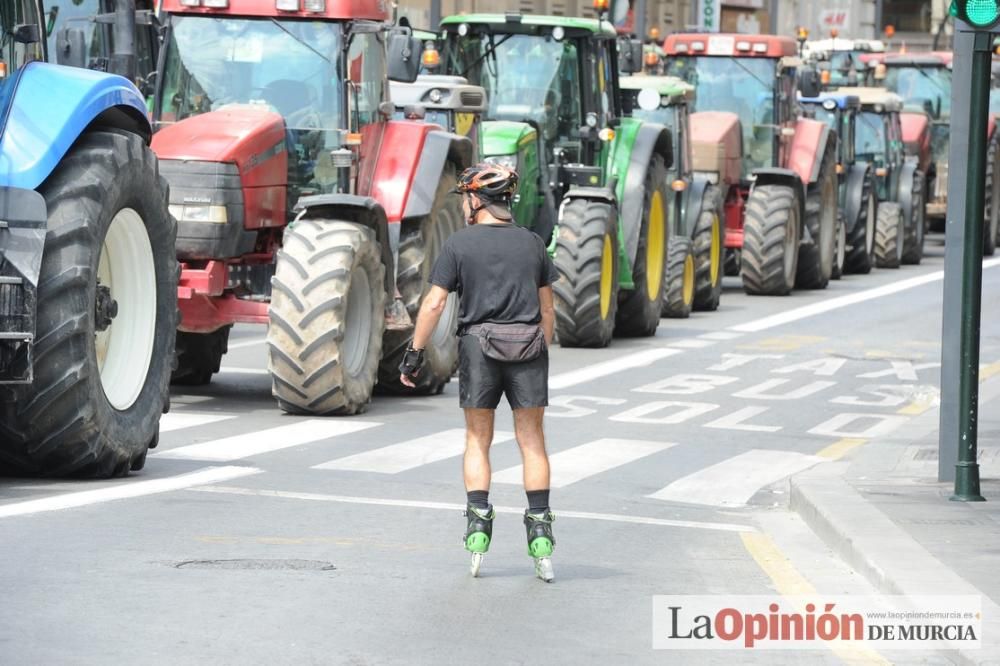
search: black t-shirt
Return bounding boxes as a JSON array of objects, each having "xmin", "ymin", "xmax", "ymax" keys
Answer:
[{"xmin": 429, "ymin": 223, "xmax": 560, "ymax": 327}]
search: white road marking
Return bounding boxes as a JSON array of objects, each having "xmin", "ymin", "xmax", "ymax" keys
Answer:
[
  {"xmin": 729, "ymin": 259, "xmax": 1000, "ymax": 333},
  {"xmin": 159, "ymin": 412, "xmax": 237, "ymax": 433},
  {"xmin": 666, "ymin": 338, "xmax": 716, "ymax": 349},
  {"xmin": 169, "ymin": 395, "xmax": 214, "ymax": 406},
  {"xmin": 189, "ymin": 485, "xmax": 755, "ymax": 533},
  {"xmin": 648, "ymin": 449, "xmax": 826, "ymax": 507},
  {"xmin": 548, "ymin": 348, "xmax": 681, "ymax": 389},
  {"xmin": 807, "ymin": 413, "xmax": 911, "ymax": 439},
  {"xmin": 492, "ymin": 438, "xmax": 676, "ymax": 488},
  {"xmin": 704, "ymin": 406, "xmax": 782, "ymax": 433},
  {"xmin": 155, "ymin": 420, "xmax": 380, "ymax": 462},
  {"xmin": 0, "ymin": 466, "xmax": 261, "ymax": 519},
  {"xmin": 227, "ymin": 338, "xmax": 267, "ymax": 350},
  {"xmin": 312, "ymin": 428, "xmax": 514, "ymax": 474},
  {"xmin": 218, "ymin": 367, "xmax": 270, "ymax": 376},
  {"xmin": 699, "ymin": 331, "xmax": 745, "ymax": 341}
]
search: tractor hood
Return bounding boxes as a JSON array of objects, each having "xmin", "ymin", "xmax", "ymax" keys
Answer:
[
  {"xmin": 151, "ymin": 106, "xmax": 288, "ymax": 189},
  {"xmin": 900, "ymin": 112, "xmax": 931, "ymax": 161},
  {"xmin": 481, "ymin": 120, "xmax": 536, "ymax": 157},
  {"xmin": 689, "ymin": 111, "xmax": 742, "ymax": 186}
]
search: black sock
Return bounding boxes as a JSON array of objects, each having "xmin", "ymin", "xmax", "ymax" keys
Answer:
[
  {"xmin": 526, "ymin": 489, "xmax": 550, "ymax": 514},
  {"xmin": 467, "ymin": 490, "xmax": 490, "ymax": 510}
]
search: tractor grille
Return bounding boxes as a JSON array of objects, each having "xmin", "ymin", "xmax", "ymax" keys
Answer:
[
  {"xmin": 460, "ymin": 91, "xmax": 484, "ymax": 107},
  {"xmin": 0, "ymin": 272, "xmax": 34, "ymax": 383}
]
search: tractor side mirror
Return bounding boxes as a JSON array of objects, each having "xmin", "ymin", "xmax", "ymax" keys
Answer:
[
  {"xmin": 387, "ymin": 30, "xmax": 422, "ymax": 84},
  {"xmin": 55, "ymin": 27, "xmax": 87, "ymax": 68},
  {"xmin": 618, "ymin": 38, "xmax": 644, "ymax": 75},
  {"xmin": 798, "ymin": 69, "xmax": 821, "ymax": 98},
  {"xmin": 12, "ymin": 23, "xmax": 40, "ymax": 44}
]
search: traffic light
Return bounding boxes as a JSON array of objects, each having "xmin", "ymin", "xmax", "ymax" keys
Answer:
[{"xmin": 950, "ymin": 0, "xmax": 1000, "ymax": 30}]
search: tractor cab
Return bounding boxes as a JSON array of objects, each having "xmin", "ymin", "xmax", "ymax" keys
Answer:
[
  {"xmin": 391, "ymin": 74, "xmax": 487, "ymax": 155},
  {"xmin": 798, "ymin": 93, "xmax": 861, "ymax": 179},
  {"xmin": 803, "ymin": 38, "xmax": 884, "ymax": 89},
  {"xmin": 662, "ymin": 34, "xmax": 801, "ymax": 179},
  {"xmin": 839, "ymin": 87, "xmax": 905, "ymax": 203}
]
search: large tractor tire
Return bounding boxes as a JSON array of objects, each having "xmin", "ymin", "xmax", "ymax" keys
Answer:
[
  {"xmin": 844, "ymin": 174, "xmax": 877, "ymax": 274},
  {"xmin": 268, "ymin": 221, "xmax": 385, "ymax": 415},
  {"xmin": 616, "ymin": 155, "xmax": 669, "ymax": 337},
  {"xmin": 985, "ymin": 139, "xmax": 1000, "ymax": 256},
  {"xmin": 171, "ymin": 326, "xmax": 231, "ymax": 386},
  {"xmin": 692, "ymin": 184, "xmax": 724, "ymax": 311},
  {"xmin": 662, "ymin": 237, "xmax": 695, "ymax": 319},
  {"xmin": 0, "ymin": 130, "xmax": 177, "ymax": 478},
  {"xmin": 553, "ymin": 199, "xmax": 619, "ymax": 347},
  {"xmin": 741, "ymin": 184, "xmax": 800, "ymax": 296},
  {"xmin": 831, "ymin": 210, "xmax": 847, "ymax": 280},
  {"xmin": 795, "ymin": 150, "xmax": 837, "ymax": 289},
  {"xmin": 875, "ymin": 202, "xmax": 905, "ymax": 269},
  {"xmin": 902, "ymin": 170, "xmax": 926, "ymax": 265},
  {"xmin": 378, "ymin": 166, "xmax": 463, "ymax": 395}
]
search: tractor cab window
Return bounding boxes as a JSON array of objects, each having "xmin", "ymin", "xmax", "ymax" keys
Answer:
[
  {"xmin": 856, "ymin": 111, "xmax": 888, "ymax": 164},
  {"xmin": 883, "ymin": 66, "xmax": 951, "ymax": 121},
  {"xmin": 628, "ymin": 99, "xmax": 685, "ymax": 175},
  {"xmin": 346, "ymin": 30, "xmax": 387, "ymax": 129},
  {"xmin": 448, "ymin": 33, "xmax": 582, "ymax": 162},
  {"xmin": 667, "ymin": 55, "xmax": 775, "ymax": 173},
  {"xmin": 0, "ymin": 0, "xmax": 43, "ymax": 75}
]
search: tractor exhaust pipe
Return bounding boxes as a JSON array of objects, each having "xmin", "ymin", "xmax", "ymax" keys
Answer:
[{"xmin": 110, "ymin": 0, "xmax": 136, "ymax": 83}]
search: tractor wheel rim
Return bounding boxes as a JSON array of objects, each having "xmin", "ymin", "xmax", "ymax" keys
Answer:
[
  {"xmin": 866, "ymin": 197, "xmax": 876, "ymax": 256},
  {"xmin": 896, "ymin": 214, "xmax": 905, "ymax": 262},
  {"xmin": 682, "ymin": 254, "xmax": 695, "ymax": 306},
  {"xmin": 343, "ymin": 266, "xmax": 372, "ymax": 378},
  {"xmin": 97, "ymin": 208, "xmax": 156, "ymax": 411},
  {"xmin": 645, "ymin": 191, "xmax": 666, "ymax": 301},
  {"xmin": 836, "ymin": 220, "xmax": 846, "ymax": 272},
  {"xmin": 709, "ymin": 214, "xmax": 721, "ymax": 286},
  {"xmin": 600, "ymin": 234, "xmax": 614, "ymax": 321},
  {"xmin": 783, "ymin": 205, "xmax": 797, "ymax": 278},
  {"xmin": 821, "ymin": 179, "xmax": 836, "ymax": 274}
]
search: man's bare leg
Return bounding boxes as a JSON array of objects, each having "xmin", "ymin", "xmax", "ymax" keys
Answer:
[
  {"xmin": 463, "ymin": 408, "xmax": 495, "ymax": 492},
  {"xmin": 513, "ymin": 406, "xmax": 549, "ymax": 490}
]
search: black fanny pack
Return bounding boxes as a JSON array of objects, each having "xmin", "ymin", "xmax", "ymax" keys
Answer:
[{"xmin": 465, "ymin": 323, "xmax": 545, "ymax": 363}]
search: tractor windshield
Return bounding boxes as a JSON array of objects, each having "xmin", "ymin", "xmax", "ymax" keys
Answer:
[
  {"xmin": 626, "ymin": 96, "xmax": 682, "ymax": 170},
  {"xmin": 827, "ymin": 52, "xmax": 862, "ymax": 86},
  {"xmin": 856, "ymin": 111, "xmax": 887, "ymax": 163},
  {"xmin": 883, "ymin": 66, "xmax": 951, "ymax": 121},
  {"xmin": 158, "ymin": 16, "xmax": 344, "ymax": 131},
  {"xmin": 0, "ymin": 0, "xmax": 43, "ymax": 76},
  {"xmin": 666, "ymin": 55, "xmax": 775, "ymax": 172},
  {"xmin": 448, "ymin": 33, "xmax": 582, "ymax": 145}
]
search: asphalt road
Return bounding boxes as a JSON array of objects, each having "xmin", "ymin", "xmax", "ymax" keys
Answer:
[{"xmin": 1, "ymin": 235, "xmax": 998, "ymax": 665}]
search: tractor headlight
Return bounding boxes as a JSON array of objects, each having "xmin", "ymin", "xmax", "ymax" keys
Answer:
[
  {"xmin": 484, "ymin": 154, "xmax": 518, "ymax": 171},
  {"xmin": 169, "ymin": 204, "xmax": 228, "ymax": 224},
  {"xmin": 822, "ymin": 99, "xmax": 837, "ymax": 110}
]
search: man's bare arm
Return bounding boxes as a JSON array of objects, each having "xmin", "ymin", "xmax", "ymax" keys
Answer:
[
  {"xmin": 399, "ymin": 285, "xmax": 451, "ymax": 388},
  {"xmin": 539, "ymin": 285, "xmax": 555, "ymax": 346}
]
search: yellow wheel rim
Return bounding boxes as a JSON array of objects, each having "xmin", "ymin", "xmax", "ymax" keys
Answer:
[
  {"xmin": 600, "ymin": 234, "xmax": 614, "ymax": 320},
  {"xmin": 683, "ymin": 254, "xmax": 695, "ymax": 306},
  {"xmin": 646, "ymin": 191, "xmax": 666, "ymax": 300},
  {"xmin": 709, "ymin": 214, "xmax": 721, "ymax": 286}
]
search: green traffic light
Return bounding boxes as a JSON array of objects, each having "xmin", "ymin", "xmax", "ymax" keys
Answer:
[{"xmin": 958, "ymin": 0, "xmax": 1000, "ymax": 27}]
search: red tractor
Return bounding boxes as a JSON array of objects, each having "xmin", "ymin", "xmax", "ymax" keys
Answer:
[
  {"xmin": 663, "ymin": 34, "xmax": 839, "ymax": 295},
  {"xmin": 150, "ymin": 0, "xmax": 473, "ymax": 413}
]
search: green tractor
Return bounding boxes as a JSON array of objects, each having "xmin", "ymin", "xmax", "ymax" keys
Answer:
[
  {"xmin": 438, "ymin": 13, "xmax": 672, "ymax": 347},
  {"xmin": 620, "ymin": 75, "xmax": 726, "ymax": 317}
]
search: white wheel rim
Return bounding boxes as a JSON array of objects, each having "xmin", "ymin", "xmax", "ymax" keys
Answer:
[
  {"xmin": 342, "ymin": 266, "xmax": 372, "ymax": 378},
  {"xmin": 96, "ymin": 208, "xmax": 156, "ymax": 411},
  {"xmin": 896, "ymin": 214, "xmax": 905, "ymax": 262},
  {"xmin": 783, "ymin": 204, "xmax": 797, "ymax": 278},
  {"xmin": 837, "ymin": 220, "xmax": 846, "ymax": 270},
  {"xmin": 866, "ymin": 197, "xmax": 876, "ymax": 256},
  {"xmin": 431, "ymin": 293, "xmax": 457, "ymax": 348}
]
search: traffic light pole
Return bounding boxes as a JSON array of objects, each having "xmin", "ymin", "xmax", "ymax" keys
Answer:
[{"xmin": 938, "ymin": 21, "xmax": 988, "ymax": 501}]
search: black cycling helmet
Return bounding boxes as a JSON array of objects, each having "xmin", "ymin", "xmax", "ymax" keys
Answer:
[{"xmin": 454, "ymin": 163, "xmax": 519, "ymax": 201}]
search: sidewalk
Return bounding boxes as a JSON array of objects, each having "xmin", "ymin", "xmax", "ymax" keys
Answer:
[{"xmin": 790, "ymin": 373, "xmax": 1000, "ymax": 665}]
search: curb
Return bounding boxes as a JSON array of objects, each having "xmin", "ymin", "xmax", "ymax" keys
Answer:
[{"xmin": 789, "ymin": 464, "xmax": 1000, "ymax": 665}]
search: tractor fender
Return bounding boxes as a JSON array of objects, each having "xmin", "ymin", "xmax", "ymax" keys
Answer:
[
  {"xmin": 618, "ymin": 122, "xmax": 672, "ymax": 266},
  {"xmin": 370, "ymin": 120, "xmax": 439, "ymax": 226},
  {"xmin": 843, "ymin": 162, "xmax": 871, "ymax": 235},
  {"xmin": 681, "ymin": 175, "xmax": 711, "ymax": 239},
  {"xmin": 293, "ymin": 194, "xmax": 395, "ymax": 296},
  {"xmin": 751, "ymin": 167, "xmax": 806, "ymax": 234},
  {"xmin": 897, "ymin": 158, "xmax": 921, "ymax": 228},
  {"xmin": 0, "ymin": 61, "xmax": 150, "ymax": 191},
  {"xmin": 401, "ymin": 129, "xmax": 474, "ymax": 221},
  {"xmin": 787, "ymin": 119, "xmax": 832, "ymax": 185}
]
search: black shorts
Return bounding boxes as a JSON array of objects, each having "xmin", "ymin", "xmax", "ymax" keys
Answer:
[{"xmin": 458, "ymin": 334, "xmax": 549, "ymax": 409}]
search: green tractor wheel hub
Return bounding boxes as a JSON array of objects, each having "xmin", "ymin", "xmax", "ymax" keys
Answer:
[
  {"xmin": 466, "ymin": 532, "xmax": 490, "ymax": 553},
  {"xmin": 528, "ymin": 537, "xmax": 554, "ymax": 558}
]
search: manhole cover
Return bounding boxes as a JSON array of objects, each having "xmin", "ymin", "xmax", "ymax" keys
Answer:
[{"xmin": 174, "ymin": 559, "xmax": 336, "ymax": 571}]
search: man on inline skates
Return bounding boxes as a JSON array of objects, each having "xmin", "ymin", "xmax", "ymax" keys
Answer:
[{"xmin": 399, "ymin": 164, "xmax": 559, "ymax": 582}]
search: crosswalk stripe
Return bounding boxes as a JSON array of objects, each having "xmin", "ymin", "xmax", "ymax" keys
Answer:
[
  {"xmin": 160, "ymin": 412, "xmax": 237, "ymax": 433},
  {"xmin": 667, "ymin": 338, "xmax": 716, "ymax": 349},
  {"xmin": 493, "ymin": 438, "xmax": 676, "ymax": 488},
  {"xmin": 548, "ymin": 348, "xmax": 681, "ymax": 389},
  {"xmin": 312, "ymin": 428, "xmax": 514, "ymax": 474},
  {"xmin": 701, "ymin": 331, "xmax": 745, "ymax": 340},
  {"xmin": 648, "ymin": 449, "xmax": 826, "ymax": 507},
  {"xmin": 155, "ymin": 419, "xmax": 380, "ymax": 462}
]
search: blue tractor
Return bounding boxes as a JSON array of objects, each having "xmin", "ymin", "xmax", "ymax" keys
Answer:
[{"xmin": 0, "ymin": 0, "xmax": 177, "ymax": 477}]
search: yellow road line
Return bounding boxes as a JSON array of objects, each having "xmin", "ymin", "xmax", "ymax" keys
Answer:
[
  {"xmin": 981, "ymin": 360, "xmax": 1000, "ymax": 382},
  {"xmin": 816, "ymin": 438, "xmax": 868, "ymax": 461},
  {"xmin": 897, "ymin": 399, "xmax": 936, "ymax": 416},
  {"xmin": 741, "ymin": 532, "xmax": 891, "ymax": 665}
]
